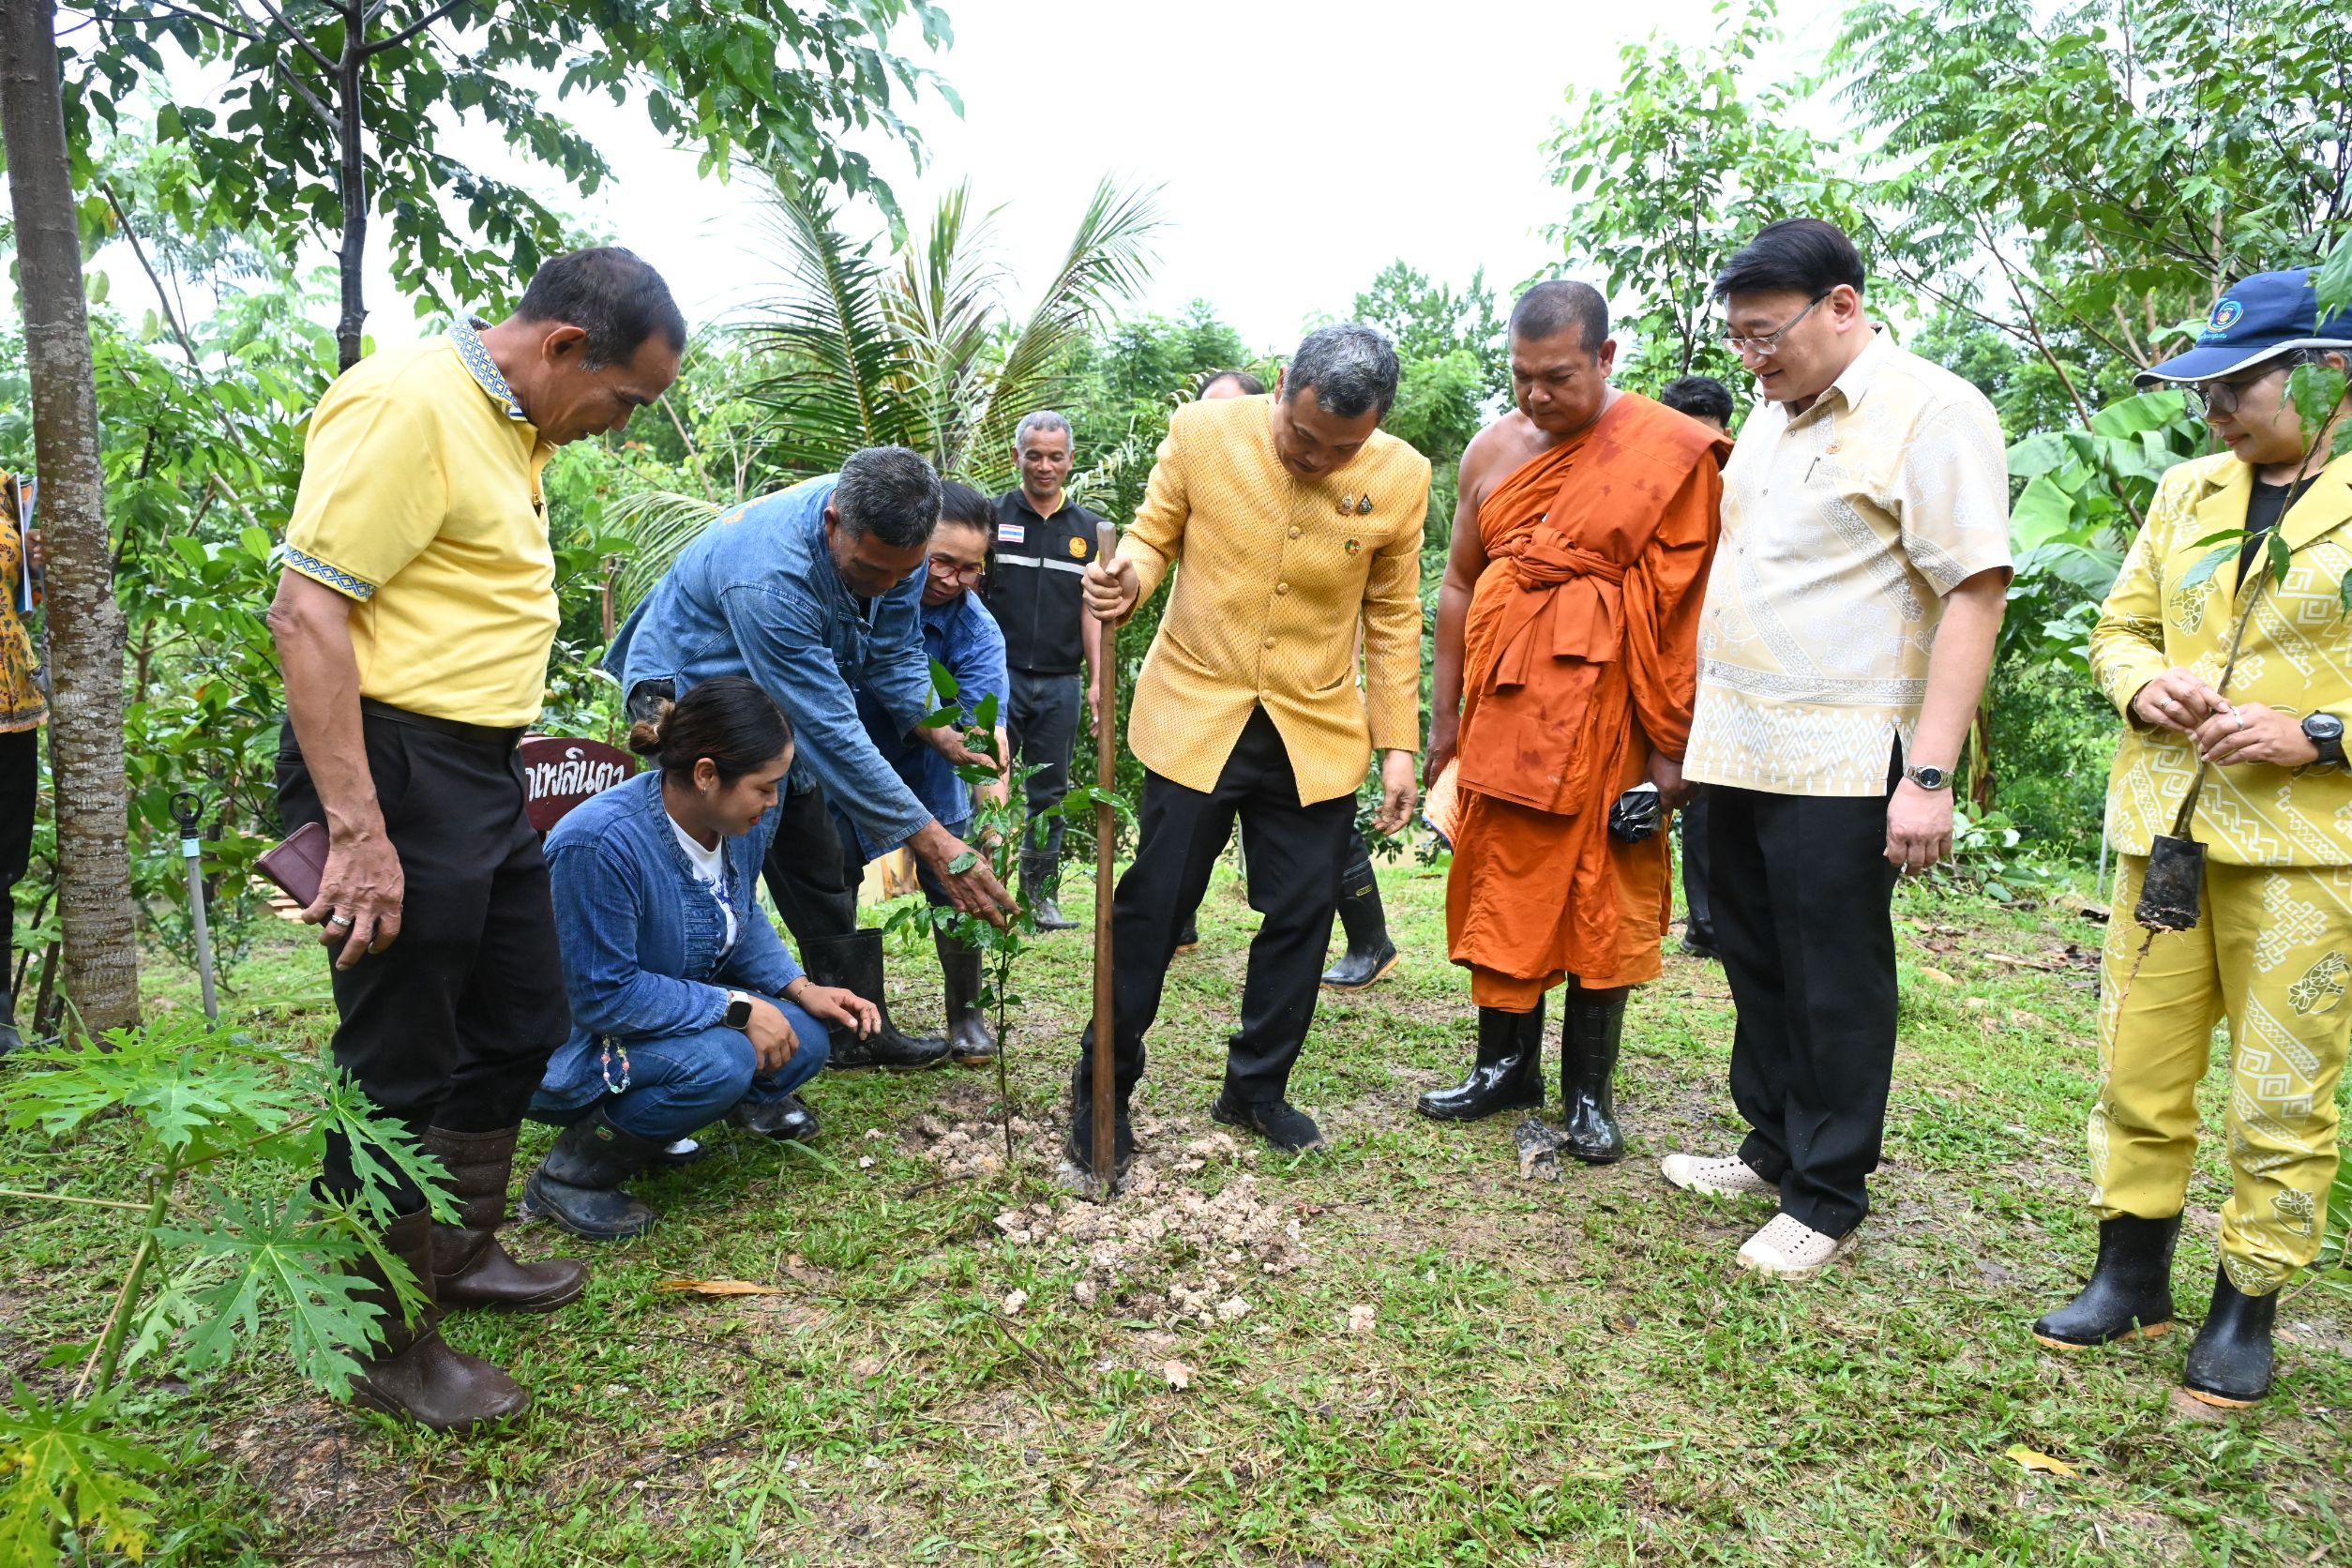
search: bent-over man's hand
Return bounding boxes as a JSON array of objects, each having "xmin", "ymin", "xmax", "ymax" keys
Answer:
[
  {"xmin": 1373, "ymin": 749, "xmax": 1419, "ymax": 836},
  {"xmin": 785, "ymin": 979, "xmax": 878, "ymax": 1042},
  {"xmin": 1883, "ymin": 779, "xmax": 1954, "ymax": 875},
  {"xmin": 916, "ymin": 723, "xmax": 991, "ymax": 772},
  {"xmin": 1082, "ymin": 554, "xmax": 1140, "ymax": 623},
  {"xmin": 2193, "ymin": 701, "xmax": 2319, "ymax": 768},
  {"xmin": 1648, "ymin": 751, "xmax": 1692, "ymax": 811},
  {"xmin": 2131, "ymin": 667, "xmax": 2226, "ymax": 734},
  {"xmin": 305, "ymin": 828, "xmax": 404, "ymax": 970},
  {"xmin": 909, "ymin": 821, "xmax": 1016, "ymax": 927}
]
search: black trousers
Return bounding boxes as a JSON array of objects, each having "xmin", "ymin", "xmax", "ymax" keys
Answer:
[
  {"xmin": 1007, "ymin": 669, "xmax": 1080, "ymax": 867},
  {"xmin": 1679, "ymin": 787, "xmax": 1714, "ymax": 948},
  {"xmin": 1175, "ymin": 821, "xmax": 1373, "ymax": 934},
  {"xmin": 1708, "ymin": 773, "xmax": 1900, "ymax": 1239},
  {"xmin": 1074, "ymin": 707, "xmax": 1354, "ymax": 1104},
  {"xmin": 279, "ymin": 706, "xmax": 570, "ymax": 1206},
  {"xmin": 761, "ymin": 780, "xmax": 861, "ymax": 952},
  {"xmin": 0, "ymin": 726, "xmax": 37, "ymax": 998}
]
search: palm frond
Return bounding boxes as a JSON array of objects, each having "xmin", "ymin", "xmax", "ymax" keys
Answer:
[
  {"xmin": 607, "ymin": 486, "xmax": 725, "ymax": 613},
  {"xmin": 964, "ymin": 176, "xmax": 1165, "ymax": 487},
  {"xmin": 742, "ymin": 168, "xmax": 928, "ymax": 475},
  {"xmin": 888, "ymin": 182, "xmax": 1009, "ymax": 475}
]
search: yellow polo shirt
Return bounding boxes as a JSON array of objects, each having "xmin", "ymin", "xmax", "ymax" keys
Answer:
[{"xmin": 283, "ymin": 323, "xmax": 558, "ymax": 728}]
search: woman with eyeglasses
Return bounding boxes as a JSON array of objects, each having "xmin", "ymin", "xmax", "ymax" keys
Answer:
[
  {"xmin": 2035, "ymin": 267, "xmax": 2352, "ymax": 1408},
  {"xmin": 522, "ymin": 676, "xmax": 880, "ymax": 1239},
  {"xmin": 835, "ymin": 481, "xmax": 1014, "ymax": 1064}
]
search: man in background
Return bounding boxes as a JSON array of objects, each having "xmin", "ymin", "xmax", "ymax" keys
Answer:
[
  {"xmin": 983, "ymin": 412, "xmax": 1105, "ymax": 931},
  {"xmin": 1653, "ymin": 373, "xmax": 1738, "ymax": 961}
]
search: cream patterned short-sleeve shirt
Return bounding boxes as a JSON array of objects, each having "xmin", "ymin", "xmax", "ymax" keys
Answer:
[{"xmin": 1683, "ymin": 331, "xmax": 2012, "ymax": 797}]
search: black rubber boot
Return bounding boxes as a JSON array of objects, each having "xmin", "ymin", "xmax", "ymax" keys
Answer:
[
  {"xmin": 936, "ymin": 927, "xmax": 999, "ymax": 1065},
  {"xmin": 1065, "ymin": 1068, "xmax": 1135, "ymax": 1181},
  {"xmin": 419, "ymin": 1125, "xmax": 588, "ymax": 1312},
  {"xmin": 731, "ymin": 1094, "xmax": 820, "ymax": 1142},
  {"xmin": 1417, "ymin": 1000, "xmax": 1546, "ymax": 1122},
  {"xmin": 522, "ymin": 1107, "xmax": 661, "ymax": 1241},
  {"xmin": 1023, "ymin": 852, "xmax": 1078, "ymax": 932},
  {"xmin": 2182, "ymin": 1263, "xmax": 2278, "ymax": 1408},
  {"xmin": 2030, "ymin": 1214, "xmax": 2180, "ymax": 1349},
  {"xmin": 802, "ymin": 928, "xmax": 949, "ymax": 1071},
  {"xmin": 1321, "ymin": 853, "xmax": 1399, "ymax": 991},
  {"xmin": 1559, "ymin": 987, "xmax": 1628, "ymax": 1164}
]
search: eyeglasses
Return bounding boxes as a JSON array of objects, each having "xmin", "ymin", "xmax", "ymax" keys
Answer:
[
  {"xmin": 1720, "ymin": 294, "xmax": 1829, "ymax": 356},
  {"xmin": 927, "ymin": 555, "xmax": 984, "ymax": 582},
  {"xmin": 2182, "ymin": 363, "xmax": 2292, "ymax": 416}
]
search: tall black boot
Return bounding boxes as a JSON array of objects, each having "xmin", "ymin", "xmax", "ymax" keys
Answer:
[
  {"xmin": 522, "ymin": 1107, "xmax": 661, "ymax": 1241},
  {"xmin": 1022, "ymin": 851, "xmax": 1078, "ymax": 932},
  {"xmin": 2182, "ymin": 1263, "xmax": 2278, "ymax": 1407},
  {"xmin": 935, "ymin": 927, "xmax": 999, "ymax": 1065},
  {"xmin": 1417, "ymin": 999, "xmax": 1545, "ymax": 1122},
  {"xmin": 347, "ymin": 1209, "xmax": 531, "ymax": 1431},
  {"xmin": 802, "ymin": 928, "xmax": 949, "ymax": 1071},
  {"xmin": 2030, "ymin": 1214, "xmax": 2180, "ymax": 1349},
  {"xmin": 1559, "ymin": 987, "xmax": 1627, "ymax": 1164},
  {"xmin": 1321, "ymin": 852, "xmax": 1399, "ymax": 991}
]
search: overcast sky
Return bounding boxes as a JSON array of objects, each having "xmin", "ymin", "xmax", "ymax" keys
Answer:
[{"xmin": 88, "ymin": 0, "xmax": 1847, "ymax": 355}]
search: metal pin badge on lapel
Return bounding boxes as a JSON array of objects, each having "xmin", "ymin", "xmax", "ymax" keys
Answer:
[{"xmin": 1356, "ymin": 495, "xmax": 1374, "ymax": 515}]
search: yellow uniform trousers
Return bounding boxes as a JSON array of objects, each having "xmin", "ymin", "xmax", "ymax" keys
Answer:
[{"xmin": 2093, "ymin": 855, "xmax": 2352, "ymax": 1295}]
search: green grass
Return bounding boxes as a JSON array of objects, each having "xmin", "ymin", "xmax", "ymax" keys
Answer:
[{"xmin": 8, "ymin": 867, "xmax": 2352, "ymax": 1564}]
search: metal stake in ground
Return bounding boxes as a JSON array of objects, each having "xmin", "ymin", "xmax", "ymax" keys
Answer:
[
  {"xmin": 170, "ymin": 790, "xmax": 219, "ymax": 1023},
  {"xmin": 1091, "ymin": 520, "xmax": 1122, "ymax": 1199}
]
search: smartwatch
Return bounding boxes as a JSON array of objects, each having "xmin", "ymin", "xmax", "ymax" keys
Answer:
[
  {"xmin": 723, "ymin": 989, "xmax": 755, "ymax": 1031},
  {"xmin": 2303, "ymin": 712, "xmax": 2346, "ymax": 767},
  {"xmin": 1903, "ymin": 761, "xmax": 1954, "ymax": 791}
]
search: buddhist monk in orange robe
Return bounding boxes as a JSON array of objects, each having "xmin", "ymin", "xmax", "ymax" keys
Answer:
[{"xmin": 1419, "ymin": 281, "xmax": 1726, "ymax": 1161}]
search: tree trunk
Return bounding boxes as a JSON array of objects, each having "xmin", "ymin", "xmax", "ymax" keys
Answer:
[
  {"xmin": 1, "ymin": 0, "xmax": 144, "ymax": 1034},
  {"xmin": 333, "ymin": 5, "xmax": 368, "ymax": 371}
]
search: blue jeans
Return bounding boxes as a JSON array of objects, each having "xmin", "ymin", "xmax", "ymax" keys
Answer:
[{"xmin": 529, "ymin": 997, "xmax": 832, "ymax": 1142}]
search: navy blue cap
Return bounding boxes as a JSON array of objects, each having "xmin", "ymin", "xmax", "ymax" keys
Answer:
[{"xmin": 2136, "ymin": 266, "xmax": 2352, "ymax": 386}]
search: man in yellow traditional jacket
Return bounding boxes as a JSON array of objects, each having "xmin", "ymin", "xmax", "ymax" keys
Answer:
[
  {"xmin": 2035, "ymin": 266, "xmax": 2352, "ymax": 1410},
  {"xmin": 1070, "ymin": 324, "xmax": 1430, "ymax": 1173}
]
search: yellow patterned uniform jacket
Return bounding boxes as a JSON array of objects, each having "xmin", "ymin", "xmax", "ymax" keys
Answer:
[
  {"xmin": 1119, "ymin": 395, "xmax": 1430, "ymax": 807},
  {"xmin": 0, "ymin": 475, "xmax": 46, "ymax": 733},
  {"xmin": 2086, "ymin": 447, "xmax": 2352, "ymax": 1294},
  {"xmin": 2091, "ymin": 449, "xmax": 2352, "ymax": 862}
]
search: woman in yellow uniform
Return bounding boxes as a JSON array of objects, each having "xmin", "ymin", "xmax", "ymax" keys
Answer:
[
  {"xmin": 2034, "ymin": 267, "xmax": 2352, "ymax": 1407},
  {"xmin": 0, "ymin": 475, "xmax": 44, "ymax": 1058}
]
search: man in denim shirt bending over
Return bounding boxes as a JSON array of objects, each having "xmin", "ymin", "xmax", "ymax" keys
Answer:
[{"xmin": 610, "ymin": 446, "xmax": 1014, "ymax": 1070}]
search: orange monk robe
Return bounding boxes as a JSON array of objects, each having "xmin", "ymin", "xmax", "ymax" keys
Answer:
[{"xmin": 1445, "ymin": 393, "xmax": 1727, "ymax": 1009}]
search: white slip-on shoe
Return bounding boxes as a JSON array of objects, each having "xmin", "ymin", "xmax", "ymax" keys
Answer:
[
  {"xmin": 1660, "ymin": 1152, "xmax": 1779, "ymax": 1197},
  {"xmin": 1736, "ymin": 1213, "xmax": 1860, "ymax": 1280}
]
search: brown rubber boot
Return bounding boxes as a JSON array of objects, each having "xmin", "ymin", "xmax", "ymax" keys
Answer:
[
  {"xmin": 349, "ymin": 1210, "xmax": 531, "ymax": 1433},
  {"xmin": 420, "ymin": 1126, "xmax": 588, "ymax": 1312}
]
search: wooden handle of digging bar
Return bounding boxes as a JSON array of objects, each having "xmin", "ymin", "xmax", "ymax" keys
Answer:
[{"xmin": 1091, "ymin": 520, "xmax": 1121, "ymax": 1193}]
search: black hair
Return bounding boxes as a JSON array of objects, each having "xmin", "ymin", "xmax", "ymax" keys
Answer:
[
  {"xmin": 833, "ymin": 446, "xmax": 942, "ymax": 550},
  {"xmin": 1198, "ymin": 368, "xmax": 1266, "ymax": 398},
  {"xmin": 1711, "ymin": 219, "xmax": 1866, "ymax": 302},
  {"xmin": 513, "ymin": 247, "xmax": 687, "ymax": 370},
  {"xmin": 1285, "ymin": 323, "xmax": 1402, "ymax": 418},
  {"xmin": 1657, "ymin": 375, "xmax": 1736, "ymax": 426},
  {"xmin": 1509, "ymin": 279, "xmax": 1609, "ymax": 351},
  {"xmin": 935, "ymin": 479, "xmax": 993, "ymax": 536},
  {"xmin": 626, "ymin": 675, "xmax": 792, "ymax": 784}
]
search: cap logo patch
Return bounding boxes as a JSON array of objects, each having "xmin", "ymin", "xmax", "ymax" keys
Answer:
[{"xmin": 2208, "ymin": 298, "xmax": 2244, "ymax": 334}]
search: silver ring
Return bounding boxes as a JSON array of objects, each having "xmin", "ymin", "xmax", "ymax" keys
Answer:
[
  {"xmin": 2235, "ymin": 712, "xmax": 2248, "ymax": 731},
  {"xmin": 325, "ymin": 912, "xmax": 354, "ymax": 928}
]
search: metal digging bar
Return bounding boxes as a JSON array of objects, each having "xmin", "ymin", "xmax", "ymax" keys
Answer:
[{"xmin": 1091, "ymin": 520, "xmax": 1122, "ymax": 1199}]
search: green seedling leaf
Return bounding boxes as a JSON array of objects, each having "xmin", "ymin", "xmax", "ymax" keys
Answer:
[
  {"xmin": 972, "ymin": 692, "xmax": 1000, "ymax": 729},
  {"xmin": 0, "ymin": 1381, "xmax": 165, "ymax": 1567},
  {"xmin": 2268, "ymin": 529, "xmax": 2292, "ymax": 585},
  {"xmin": 2287, "ymin": 363, "xmax": 2349, "ymax": 439},
  {"xmin": 948, "ymin": 851, "xmax": 979, "ymax": 875},
  {"xmin": 2340, "ymin": 569, "xmax": 2352, "ymax": 616},
  {"xmin": 155, "ymin": 1187, "xmax": 385, "ymax": 1396},
  {"xmin": 928, "ymin": 656, "xmax": 960, "ymax": 702},
  {"xmin": 2176, "ymin": 542, "xmax": 2242, "ymax": 596},
  {"xmin": 311, "ymin": 1062, "xmax": 456, "ymax": 1224}
]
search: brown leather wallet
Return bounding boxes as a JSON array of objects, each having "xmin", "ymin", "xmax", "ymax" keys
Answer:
[{"xmin": 255, "ymin": 821, "xmax": 328, "ymax": 907}]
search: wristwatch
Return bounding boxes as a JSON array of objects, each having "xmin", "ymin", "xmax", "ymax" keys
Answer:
[
  {"xmin": 722, "ymin": 989, "xmax": 754, "ymax": 1031},
  {"xmin": 2302, "ymin": 712, "xmax": 2346, "ymax": 767},
  {"xmin": 1904, "ymin": 761, "xmax": 1954, "ymax": 791}
]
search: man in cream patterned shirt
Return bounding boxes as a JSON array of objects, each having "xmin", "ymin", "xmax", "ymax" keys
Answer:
[{"xmin": 1663, "ymin": 219, "xmax": 2012, "ymax": 1280}]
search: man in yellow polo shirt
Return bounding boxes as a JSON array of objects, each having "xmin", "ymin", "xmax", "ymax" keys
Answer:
[
  {"xmin": 1070, "ymin": 323, "xmax": 1429, "ymax": 1176},
  {"xmin": 268, "ymin": 248, "xmax": 684, "ymax": 1432}
]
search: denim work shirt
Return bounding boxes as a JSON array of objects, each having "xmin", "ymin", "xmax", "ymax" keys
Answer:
[
  {"xmin": 838, "ymin": 591, "xmax": 1011, "ymax": 864},
  {"xmin": 535, "ymin": 772, "xmax": 805, "ymax": 1110},
  {"xmin": 607, "ymin": 475, "xmax": 936, "ymax": 852}
]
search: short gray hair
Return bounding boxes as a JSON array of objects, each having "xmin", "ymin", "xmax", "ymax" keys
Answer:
[
  {"xmin": 1283, "ymin": 323, "xmax": 1401, "ymax": 419},
  {"xmin": 1014, "ymin": 410, "xmax": 1072, "ymax": 450},
  {"xmin": 833, "ymin": 446, "xmax": 942, "ymax": 550}
]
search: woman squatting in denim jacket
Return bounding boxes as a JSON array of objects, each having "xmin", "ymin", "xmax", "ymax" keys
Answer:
[{"xmin": 523, "ymin": 677, "xmax": 880, "ymax": 1239}]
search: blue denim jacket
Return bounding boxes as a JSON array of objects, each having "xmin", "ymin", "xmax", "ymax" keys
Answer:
[
  {"xmin": 606, "ymin": 475, "xmax": 936, "ymax": 852},
  {"xmin": 536, "ymin": 772, "xmax": 805, "ymax": 1109},
  {"xmin": 840, "ymin": 593, "xmax": 1010, "ymax": 863}
]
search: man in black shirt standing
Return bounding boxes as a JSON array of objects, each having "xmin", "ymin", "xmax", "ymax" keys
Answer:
[{"xmin": 985, "ymin": 411, "xmax": 1104, "ymax": 930}]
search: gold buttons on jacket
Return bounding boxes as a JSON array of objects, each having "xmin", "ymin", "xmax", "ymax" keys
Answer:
[{"xmin": 1276, "ymin": 581, "xmax": 1290, "ymax": 595}]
